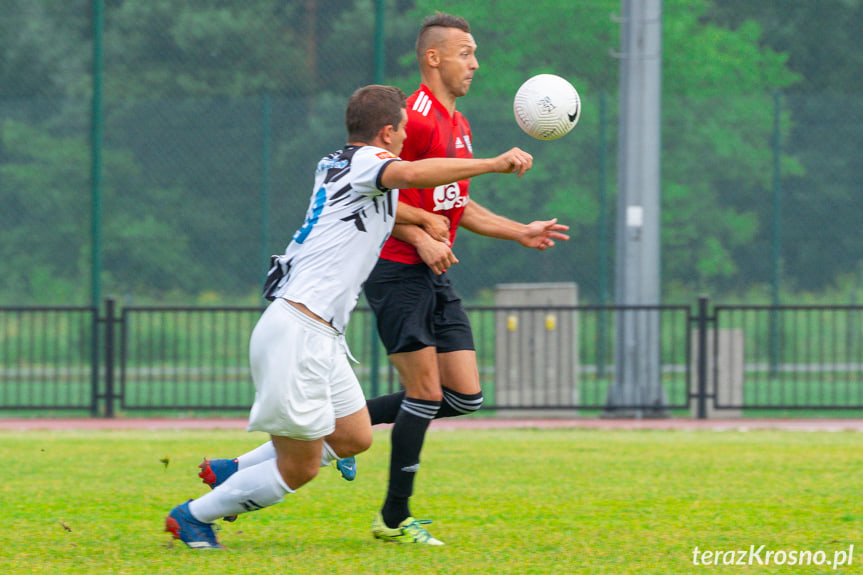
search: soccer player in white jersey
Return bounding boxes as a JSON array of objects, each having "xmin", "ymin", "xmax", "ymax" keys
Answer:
[{"xmin": 164, "ymin": 84, "xmax": 533, "ymax": 549}]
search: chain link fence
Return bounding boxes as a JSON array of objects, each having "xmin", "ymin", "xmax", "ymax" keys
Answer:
[{"xmin": 1, "ymin": 0, "xmax": 862, "ymax": 308}]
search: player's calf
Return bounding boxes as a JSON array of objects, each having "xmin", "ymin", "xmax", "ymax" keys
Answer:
[{"xmin": 198, "ymin": 458, "xmax": 240, "ymax": 522}]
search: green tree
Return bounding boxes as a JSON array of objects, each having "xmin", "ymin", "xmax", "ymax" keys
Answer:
[
  {"xmin": 707, "ymin": 0, "xmax": 863, "ymax": 93},
  {"xmin": 706, "ymin": 0, "xmax": 863, "ymax": 293},
  {"xmin": 0, "ymin": 120, "xmax": 198, "ymax": 302},
  {"xmin": 0, "ymin": 0, "xmax": 90, "ymax": 99},
  {"xmin": 662, "ymin": 3, "xmax": 800, "ymax": 292},
  {"xmin": 1, "ymin": 0, "xmax": 847, "ymax": 304},
  {"xmin": 399, "ymin": 0, "xmax": 798, "ymax": 299},
  {"xmin": 103, "ymin": 0, "xmax": 307, "ymax": 99}
]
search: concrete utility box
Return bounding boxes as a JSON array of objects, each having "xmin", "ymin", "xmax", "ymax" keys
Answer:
[
  {"xmin": 690, "ymin": 329, "xmax": 744, "ymax": 418},
  {"xmin": 494, "ymin": 283, "xmax": 579, "ymax": 414}
]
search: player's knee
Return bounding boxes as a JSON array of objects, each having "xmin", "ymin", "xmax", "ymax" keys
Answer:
[
  {"xmin": 347, "ymin": 427, "xmax": 373, "ymax": 456},
  {"xmin": 403, "ymin": 379, "xmax": 443, "ymax": 401},
  {"xmin": 395, "ymin": 355, "xmax": 444, "ymax": 401},
  {"xmin": 276, "ymin": 456, "xmax": 320, "ymax": 490},
  {"xmin": 295, "ymin": 463, "xmax": 320, "ymax": 487},
  {"xmin": 328, "ymin": 414, "xmax": 374, "ymax": 457},
  {"xmin": 442, "ymin": 387, "xmax": 483, "ymax": 415},
  {"xmin": 459, "ymin": 390, "xmax": 483, "ymax": 413}
]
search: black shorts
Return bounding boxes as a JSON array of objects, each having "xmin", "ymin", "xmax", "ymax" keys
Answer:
[{"xmin": 364, "ymin": 259, "xmax": 474, "ymax": 355}]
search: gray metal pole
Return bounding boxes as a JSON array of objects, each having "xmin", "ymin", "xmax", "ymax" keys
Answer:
[
  {"xmin": 606, "ymin": 0, "xmax": 666, "ymax": 416},
  {"xmin": 598, "ymin": 91, "xmax": 609, "ymax": 378}
]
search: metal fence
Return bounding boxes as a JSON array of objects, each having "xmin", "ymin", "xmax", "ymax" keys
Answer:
[
  {"xmin": 3, "ymin": 297, "xmax": 863, "ymax": 418},
  {"xmin": 711, "ymin": 304, "xmax": 863, "ymax": 410},
  {"xmin": 0, "ymin": 305, "xmax": 98, "ymax": 412}
]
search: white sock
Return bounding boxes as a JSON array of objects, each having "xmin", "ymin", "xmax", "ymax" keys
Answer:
[
  {"xmin": 320, "ymin": 441, "xmax": 338, "ymax": 468},
  {"xmin": 236, "ymin": 441, "xmax": 277, "ymax": 470},
  {"xmin": 233, "ymin": 439, "xmax": 336, "ymax": 469},
  {"xmin": 189, "ymin": 459, "xmax": 292, "ymax": 523}
]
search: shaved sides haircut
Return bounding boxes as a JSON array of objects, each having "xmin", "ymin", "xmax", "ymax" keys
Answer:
[{"xmin": 415, "ymin": 12, "xmax": 471, "ymax": 60}]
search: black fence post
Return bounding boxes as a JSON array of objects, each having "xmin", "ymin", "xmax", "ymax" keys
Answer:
[
  {"xmin": 369, "ymin": 318, "xmax": 380, "ymax": 398},
  {"xmin": 90, "ymin": 304, "xmax": 100, "ymax": 417},
  {"xmin": 696, "ymin": 295, "xmax": 709, "ymax": 419},
  {"xmin": 104, "ymin": 297, "xmax": 116, "ymax": 418}
]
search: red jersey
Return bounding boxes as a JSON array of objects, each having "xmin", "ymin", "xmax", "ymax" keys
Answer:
[{"xmin": 379, "ymin": 85, "xmax": 473, "ymax": 264}]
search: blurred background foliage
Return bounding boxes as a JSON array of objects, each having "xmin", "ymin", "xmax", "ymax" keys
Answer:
[{"xmin": 0, "ymin": 0, "xmax": 861, "ymax": 306}]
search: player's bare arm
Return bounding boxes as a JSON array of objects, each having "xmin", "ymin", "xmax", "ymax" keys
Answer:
[
  {"xmin": 390, "ymin": 223, "xmax": 459, "ymax": 275},
  {"xmin": 380, "ymin": 147, "xmax": 533, "ymax": 191},
  {"xmin": 395, "ymin": 202, "xmax": 450, "ymax": 244},
  {"xmin": 517, "ymin": 218, "xmax": 571, "ymax": 250},
  {"xmin": 460, "ymin": 200, "xmax": 570, "ymax": 251}
]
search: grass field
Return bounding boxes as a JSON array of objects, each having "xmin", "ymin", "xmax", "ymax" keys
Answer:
[{"xmin": 2, "ymin": 427, "xmax": 863, "ymax": 574}]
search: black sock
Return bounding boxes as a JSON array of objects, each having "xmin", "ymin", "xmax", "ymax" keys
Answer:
[
  {"xmin": 366, "ymin": 390, "xmax": 406, "ymax": 425},
  {"xmin": 382, "ymin": 397, "xmax": 441, "ymax": 528},
  {"xmin": 437, "ymin": 386, "xmax": 484, "ymax": 418},
  {"xmin": 368, "ymin": 386, "xmax": 482, "ymax": 424}
]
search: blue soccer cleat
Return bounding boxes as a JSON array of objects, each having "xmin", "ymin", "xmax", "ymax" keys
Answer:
[
  {"xmin": 165, "ymin": 500, "xmax": 224, "ymax": 549},
  {"xmin": 198, "ymin": 458, "xmax": 238, "ymax": 489},
  {"xmin": 198, "ymin": 458, "xmax": 239, "ymax": 522},
  {"xmin": 335, "ymin": 456, "xmax": 357, "ymax": 481}
]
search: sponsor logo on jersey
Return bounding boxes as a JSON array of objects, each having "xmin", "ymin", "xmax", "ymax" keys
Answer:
[
  {"xmin": 376, "ymin": 151, "xmax": 396, "ymax": 160},
  {"xmin": 317, "ymin": 157, "xmax": 349, "ymax": 173},
  {"xmin": 433, "ymin": 183, "xmax": 469, "ymax": 212}
]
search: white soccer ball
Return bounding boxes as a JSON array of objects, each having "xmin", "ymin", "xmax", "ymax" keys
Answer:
[{"xmin": 513, "ymin": 74, "xmax": 581, "ymax": 141}]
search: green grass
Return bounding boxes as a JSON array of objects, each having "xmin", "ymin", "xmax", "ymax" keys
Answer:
[{"xmin": 2, "ymin": 428, "xmax": 863, "ymax": 574}]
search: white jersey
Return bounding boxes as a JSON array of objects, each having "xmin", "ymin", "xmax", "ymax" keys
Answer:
[{"xmin": 263, "ymin": 145, "xmax": 400, "ymax": 333}]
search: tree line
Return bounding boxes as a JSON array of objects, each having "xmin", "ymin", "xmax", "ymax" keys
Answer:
[{"xmin": 1, "ymin": 0, "xmax": 861, "ymax": 305}]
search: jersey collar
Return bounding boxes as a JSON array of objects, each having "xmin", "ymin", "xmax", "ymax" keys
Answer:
[{"xmin": 418, "ymin": 84, "xmax": 457, "ymax": 121}]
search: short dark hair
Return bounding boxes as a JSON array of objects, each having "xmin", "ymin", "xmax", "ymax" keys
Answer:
[
  {"xmin": 415, "ymin": 12, "xmax": 471, "ymax": 59},
  {"xmin": 345, "ymin": 85, "xmax": 406, "ymax": 143}
]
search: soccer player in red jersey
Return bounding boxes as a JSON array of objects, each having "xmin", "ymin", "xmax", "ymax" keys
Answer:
[{"xmin": 364, "ymin": 13, "xmax": 570, "ymax": 545}]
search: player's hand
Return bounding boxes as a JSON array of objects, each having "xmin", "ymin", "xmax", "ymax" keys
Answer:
[
  {"xmin": 496, "ymin": 147, "xmax": 533, "ymax": 178},
  {"xmin": 518, "ymin": 218, "xmax": 570, "ymax": 250},
  {"xmin": 416, "ymin": 235, "xmax": 459, "ymax": 275},
  {"xmin": 421, "ymin": 213, "xmax": 451, "ymax": 245}
]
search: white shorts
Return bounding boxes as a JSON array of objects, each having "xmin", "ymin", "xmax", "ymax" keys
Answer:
[{"xmin": 246, "ymin": 298, "xmax": 366, "ymax": 440}]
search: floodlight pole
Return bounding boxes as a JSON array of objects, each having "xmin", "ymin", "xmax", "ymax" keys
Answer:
[{"xmin": 605, "ymin": 0, "xmax": 666, "ymax": 416}]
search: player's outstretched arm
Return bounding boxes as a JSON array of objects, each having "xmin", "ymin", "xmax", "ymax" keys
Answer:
[
  {"xmin": 517, "ymin": 218, "xmax": 571, "ymax": 251},
  {"xmin": 460, "ymin": 200, "xmax": 570, "ymax": 251},
  {"xmin": 380, "ymin": 147, "xmax": 533, "ymax": 190}
]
